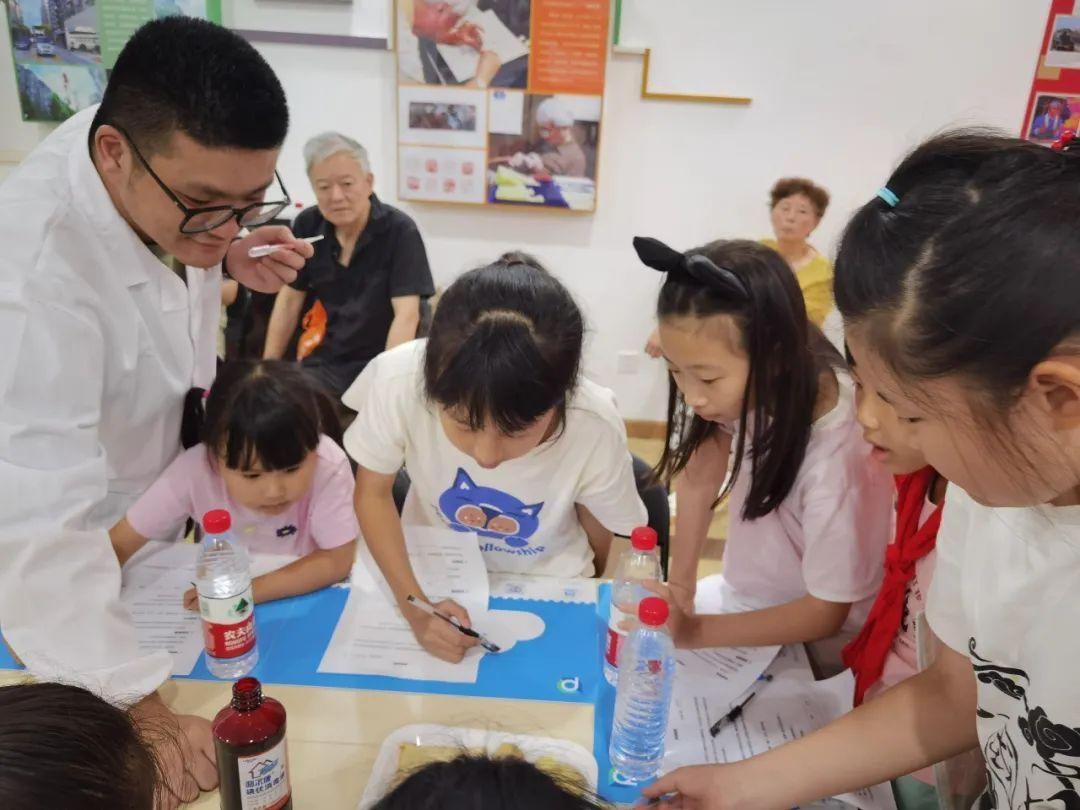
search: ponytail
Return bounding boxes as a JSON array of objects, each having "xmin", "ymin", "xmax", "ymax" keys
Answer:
[
  {"xmin": 181, "ymin": 387, "xmax": 207, "ymax": 450},
  {"xmin": 202, "ymin": 360, "xmax": 341, "ymax": 471},
  {"xmin": 423, "ymin": 255, "xmax": 584, "ymax": 435}
]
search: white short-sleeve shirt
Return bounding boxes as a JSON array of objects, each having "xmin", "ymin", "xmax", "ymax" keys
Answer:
[
  {"xmin": 927, "ymin": 486, "xmax": 1080, "ymax": 810},
  {"xmin": 342, "ymin": 340, "xmax": 648, "ymax": 577}
]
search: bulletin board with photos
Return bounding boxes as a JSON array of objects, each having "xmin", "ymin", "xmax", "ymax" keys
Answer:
[
  {"xmin": 396, "ymin": 0, "xmax": 610, "ymax": 212},
  {"xmin": 4, "ymin": 0, "xmax": 221, "ymax": 122},
  {"xmin": 1022, "ymin": 0, "xmax": 1080, "ymax": 144}
]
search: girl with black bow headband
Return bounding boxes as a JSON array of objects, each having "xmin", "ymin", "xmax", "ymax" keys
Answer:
[{"xmin": 633, "ymin": 236, "xmax": 892, "ymax": 677}]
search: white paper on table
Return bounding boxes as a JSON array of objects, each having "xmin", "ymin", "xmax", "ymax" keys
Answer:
[
  {"xmin": 664, "ymin": 668, "xmax": 896, "ymax": 810},
  {"xmin": 322, "ymin": 527, "xmax": 546, "ymax": 682},
  {"xmin": 489, "ymin": 573, "xmax": 597, "ymax": 604},
  {"xmin": 436, "ymin": 9, "xmax": 528, "ymax": 82},
  {"xmin": 319, "ymin": 597, "xmax": 545, "ymax": 683},
  {"xmin": 121, "ymin": 542, "xmax": 204, "ymax": 676},
  {"xmin": 673, "ymin": 643, "xmax": 780, "ymax": 707},
  {"xmin": 121, "ymin": 541, "xmax": 301, "ymax": 677},
  {"xmin": 766, "ymin": 641, "xmax": 815, "ymax": 683},
  {"xmin": 351, "ymin": 525, "xmax": 489, "ymax": 613}
]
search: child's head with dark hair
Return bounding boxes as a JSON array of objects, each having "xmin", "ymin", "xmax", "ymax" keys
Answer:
[
  {"xmin": 639, "ymin": 237, "xmax": 840, "ymax": 519},
  {"xmin": 89, "ymin": 17, "xmax": 289, "ymax": 270},
  {"xmin": 91, "ymin": 17, "xmax": 287, "ymax": 156},
  {"xmin": 203, "ymin": 360, "xmax": 342, "ymax": 515},
  {"xmin": 834, "ymin": 129, "xmax": 1080, "ymax": 506},
  {"xmin": 371, "ymin": 754, "xmax": 610, "ymax": 810},
  {"xmin": 0, "ymin": 682, "xmax": 161, "ymax": 810},
  {"xmin": 424, "ymin": 255, "xmax": 584, "ymax": 469}
]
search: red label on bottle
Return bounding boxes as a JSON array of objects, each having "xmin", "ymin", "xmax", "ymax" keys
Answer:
[
  {"xmin": 605, "ymin": 626, "xmax": 624, "ymax": 667},
  {"xmin": 199, "ymin": 587, "xmax": 256, "ymax": 659},
  {"xmin": 203, "ymin": 615, "xmax": 256, "ymax": 659},
  {"xmin": 605, "ymin": 605, "xmax": 632, "ymax": 669}
]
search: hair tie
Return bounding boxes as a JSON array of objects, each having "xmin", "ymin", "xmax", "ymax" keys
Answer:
[
  {"xmin": 632, "ymin": 236, "xmax": 750, "ymax": 302},
  {"xmin": 876, "ymin": 187, "xmax": 899, "ymax": 208},
  {"xmin": 1051, "ymin": 128, "xmax": 1077, "ymax": 153}
]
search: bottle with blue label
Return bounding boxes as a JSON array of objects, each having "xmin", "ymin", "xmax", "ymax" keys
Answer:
[
  {"xmin": 213, "ymin": 677, "xmax": 291, "ymax": 810},
  {"xmin": 609, "ymin": 596, "xmax": 676, "ymax": 783}
]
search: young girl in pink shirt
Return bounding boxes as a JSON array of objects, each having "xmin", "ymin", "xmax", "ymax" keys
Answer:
[
  {"xmin": 110, "ymin": 360, "xmax": 359, "ymax": 607},
  {"xmin": 633, "ymin": 236, "xmax": 892, "ymax": 673}
]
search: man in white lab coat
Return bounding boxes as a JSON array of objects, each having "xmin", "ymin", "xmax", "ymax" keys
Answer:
[{"xmin": 0, "ymin": 17, "xmax": 313, "ymax": 809}]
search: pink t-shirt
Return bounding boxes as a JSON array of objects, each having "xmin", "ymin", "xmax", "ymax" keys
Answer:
[
  {"xmin": 721, "ymin": 380, "xmax": 893, "ymax": 670},
  {"xmin": 127, "ymin": 435, "xmax": 358, "ymax": 557}
]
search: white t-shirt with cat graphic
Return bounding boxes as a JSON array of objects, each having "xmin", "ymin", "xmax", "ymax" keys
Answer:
[
  {"xmin": 927, "ymin": 486, "xmax": 1080, "ymax": 810},
  {"xmin": 342, "ymin": 340, "xmax": 648, "ymax": 577}
]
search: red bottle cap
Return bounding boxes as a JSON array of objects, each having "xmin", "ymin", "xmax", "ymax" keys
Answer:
[
  {"xmin": 630, "ymin": 526, "xmax": 658, "ymax": 551},
  {"xmin": 638, "ymin": 597, "xmax": 669, "ymax": 627},
  {"xmin": 203, "ymin": 509, "xmax": 231, "ymax": 534}
]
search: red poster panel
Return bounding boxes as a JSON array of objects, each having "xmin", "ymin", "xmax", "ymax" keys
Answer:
[{"xmin": 1022, "ymin": 0, "xmax": 1080, "ymax": 143}]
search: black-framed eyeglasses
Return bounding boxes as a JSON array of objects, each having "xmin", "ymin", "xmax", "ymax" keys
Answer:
[{"xmin": 117, "ymin": 127, "xmax": 291, "ymax": 235}]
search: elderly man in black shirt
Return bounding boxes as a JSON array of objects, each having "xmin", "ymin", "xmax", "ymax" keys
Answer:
[{"xmin": 264, "ymin": 132, "xmax": 435, "ymax": 399}]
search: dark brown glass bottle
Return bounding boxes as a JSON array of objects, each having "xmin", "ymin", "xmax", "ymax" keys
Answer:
[{"xmin": 212, "ymin": 677, "xmax": 292, "ymax": 810}]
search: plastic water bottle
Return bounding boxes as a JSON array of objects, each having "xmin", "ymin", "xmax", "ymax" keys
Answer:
[
  {"xmin": 609, "ymin": 596, "xmax": 676, "ymax": 783},
  {"xmin": 604, "ymin": 526, "xmax": 661, "ymax": 686},
  {"xmin": 197, "ymin": 509, "xmax": 259, "ymax": 679}
]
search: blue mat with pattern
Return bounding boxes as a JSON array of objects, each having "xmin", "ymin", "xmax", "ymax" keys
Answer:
[{"xmin": 0, "ymin": 585, "xmax": 601, "ymax": 705}]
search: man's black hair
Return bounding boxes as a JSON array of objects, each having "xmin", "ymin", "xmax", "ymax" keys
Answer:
[{"xmin": 90, "ymin": 16, "xmax": 288, "ymax": 154}]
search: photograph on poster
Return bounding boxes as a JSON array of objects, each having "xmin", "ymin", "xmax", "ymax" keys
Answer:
[
  {"xmin": 1046, "ymin": 13, "xmax": 1080, "ymax": 68},
  {"xmin": 487, "ymin": 92, "xmax": 600, "ymax": 210},
  {"xmin": 399, "ymin": 84, "xmax": 487, "ymax": 147},
  {"xmin": 1027, "ymin": 93, "xmax": 1080, "ymax": 141},
  {"xmin": 400, "ymin": 145, "xmax": 486, "ymax": 204},
  {"xmin": 5, "ymin": 0, "xmax": 211, "ymax": 121},
  {"xmin": 409, "ymin": 102, "xmax": 477, "ymax": 131},
  {"xmin": 7, "ymin": 0, "xmax": 106, "ymax": 120},
  {"xmin": 397, "ymin": 0, "xmax": 530, "ymax": 88}
]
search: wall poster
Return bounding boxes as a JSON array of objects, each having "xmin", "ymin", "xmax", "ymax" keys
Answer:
[
  {"xmin": 1022, "ymin": 0, "xmax": 1080, "ymax": 144},
  {"xmin": 4, "ymin": 0, "xmax": 221, "ymax": 122},
  {"xmin": 396, "ymin": 0, "xmax": 610, "ymax": 212}
]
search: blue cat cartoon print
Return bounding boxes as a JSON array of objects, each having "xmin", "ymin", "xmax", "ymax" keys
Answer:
[{"xmin": 438, "ymin": 468, "xmax": 543, "ymax": 548}]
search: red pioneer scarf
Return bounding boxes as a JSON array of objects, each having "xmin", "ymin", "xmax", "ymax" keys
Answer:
[{"xmin": 842, "ymin": 467, "xmax": 943, "ymax": 705}]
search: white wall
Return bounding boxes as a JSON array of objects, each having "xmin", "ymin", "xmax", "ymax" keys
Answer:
[{"xmin": 0, "ymin": 1, "xmax": 1049, "ymax": 418}]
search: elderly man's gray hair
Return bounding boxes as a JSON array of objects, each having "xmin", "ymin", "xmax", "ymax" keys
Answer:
[{"xmin": 303, "ymin": 132, "xmax": 371, "ymax": 175}]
